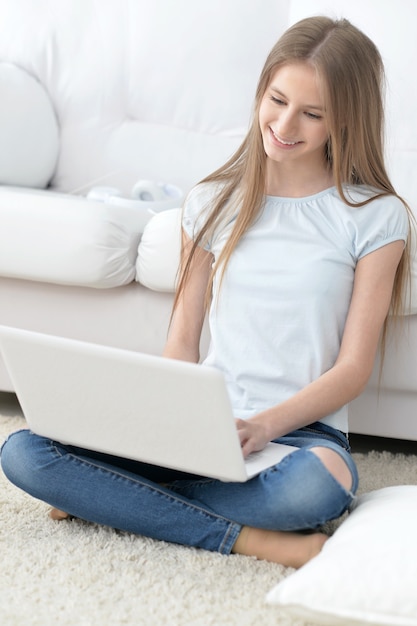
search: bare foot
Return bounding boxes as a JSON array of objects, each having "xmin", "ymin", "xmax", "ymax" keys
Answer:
[
  {"xmin": 49, "ymin": 508, "xmax": 70, "ymax": 521},
  {"xmin": 232, "ymin": 526, "xmax": 327, "ymax": 568}
]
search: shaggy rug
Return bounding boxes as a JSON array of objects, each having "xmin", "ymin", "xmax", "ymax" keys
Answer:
[{"xmin": 1, "ymin": 404, "xmax": 417, "ymax": 626}]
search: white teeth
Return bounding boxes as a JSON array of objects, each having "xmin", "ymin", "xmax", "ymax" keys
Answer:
[{"xmin": 272, "ymin": 130, "xmax": 296, "ymax": 145}]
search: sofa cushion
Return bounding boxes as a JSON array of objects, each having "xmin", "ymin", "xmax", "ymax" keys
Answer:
[
  {"xmin": 266, "ymin": 485, "xmax": 417, "ymax": 626},
  {"xmin": 0, "ymin": 63, "xmax": 59, "ymax": 188}
]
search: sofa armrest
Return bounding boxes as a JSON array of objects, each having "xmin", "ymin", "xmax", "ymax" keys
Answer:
[{"xmin": 0, "ymin": 187, "xmax": 151, "ymax": 288}]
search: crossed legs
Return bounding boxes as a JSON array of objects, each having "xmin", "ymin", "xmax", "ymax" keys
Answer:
[{"xmin": 2, "ymin": 430, "xmax": 357, "ymax": 569}]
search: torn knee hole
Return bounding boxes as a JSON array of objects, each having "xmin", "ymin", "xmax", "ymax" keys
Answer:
[{"xmin": 309, "ymin": 446, "xmax": 353, "ymax": 492}]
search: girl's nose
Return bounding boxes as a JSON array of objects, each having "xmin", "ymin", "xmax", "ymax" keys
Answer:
[{"xmin": 277, "ymin": 110, "xmax": 297, "ymax": 138}]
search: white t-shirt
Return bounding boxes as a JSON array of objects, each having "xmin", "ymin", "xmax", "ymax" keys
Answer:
[{"xmin": 182, "ymin": 184, "xmax": 409, "ymax": 432}]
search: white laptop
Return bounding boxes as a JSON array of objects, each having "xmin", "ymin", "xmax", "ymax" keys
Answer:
[{"xmin": 0, "ymin": 326, "xmax": 297, "ymax": 482}]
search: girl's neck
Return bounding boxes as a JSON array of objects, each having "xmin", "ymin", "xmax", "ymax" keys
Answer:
[{"xmin": 265, "ymin": 162, "xmax": 334, "ymax": 198}]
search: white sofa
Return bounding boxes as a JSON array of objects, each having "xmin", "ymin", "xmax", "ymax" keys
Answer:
[{"xmin": 0, "ymin": 0, "xmax": 416, "ymax": 441}]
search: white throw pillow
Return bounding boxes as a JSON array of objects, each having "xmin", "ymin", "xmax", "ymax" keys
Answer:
[
  {"xmin": 0, "ymin": 63, "xmax": 59, "ymax": 187},
  {"xmin": 136, "ymin": 208, "xmax": 182, "ymax": 292},
  {"xmin": 266, "ymin": 486, "xmax": 417, "ymax": 626}
]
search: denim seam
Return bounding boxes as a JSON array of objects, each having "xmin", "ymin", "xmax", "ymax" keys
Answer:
[
  {"xmin": 218, "ymin": 522, "xmax": 241, "ymax": 554},
  {"xmin": 300, "ymin": 428, "xmax": 350, "ymax": 451},
  {"xmin": 0, "ymin": 428, "xmax": 28, "ymax": 455}
]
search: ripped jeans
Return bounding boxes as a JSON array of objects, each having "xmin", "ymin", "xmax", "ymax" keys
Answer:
[{"xmin": 0, "ymin": 421, "xmax": 358, "ymax": 554}]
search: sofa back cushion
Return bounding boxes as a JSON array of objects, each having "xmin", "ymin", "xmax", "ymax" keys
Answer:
[{"xmin": 0, "ymin": 0, "xmax": 290, "ymax": 197}]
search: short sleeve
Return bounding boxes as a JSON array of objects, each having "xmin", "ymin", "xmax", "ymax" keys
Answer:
[
  {"xmin": 352, "ymin": 194, "xmax": 409, "ymax": 260},
  {"xmin": 182, "ymin": 183, "xmax": 217, "ymax": 251}
]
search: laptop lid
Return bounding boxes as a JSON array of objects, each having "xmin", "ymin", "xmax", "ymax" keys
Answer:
[{"xmin": 0, "ymin": 326, "xmax": 296, "ymax": 482}]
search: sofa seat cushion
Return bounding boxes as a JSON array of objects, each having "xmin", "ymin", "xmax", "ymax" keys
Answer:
[{"xmin": 0, "ymin": 187, "xmax": 154, "ymax": 288}]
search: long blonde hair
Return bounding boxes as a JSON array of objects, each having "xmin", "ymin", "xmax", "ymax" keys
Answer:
[{"xmin": 173, "ymin": 16, "xmax": 413, "ymax": 341}]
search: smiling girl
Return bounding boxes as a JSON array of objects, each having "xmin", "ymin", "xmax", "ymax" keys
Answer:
[{"xmin": 1, "ymin": 16, "xmax": 412, "ymax": 569}]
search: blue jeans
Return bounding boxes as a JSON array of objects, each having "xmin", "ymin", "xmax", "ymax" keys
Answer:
[{"xmin": 1, "ymin": 422, "xmax": 358, "ymax": 554}]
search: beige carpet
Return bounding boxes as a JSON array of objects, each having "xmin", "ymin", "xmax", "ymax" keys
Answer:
[{"xmin": 1, "ymin": 410, "xmax": 417, "ymax": 626}]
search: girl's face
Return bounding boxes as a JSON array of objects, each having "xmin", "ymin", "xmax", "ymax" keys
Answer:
[{"xmin": 259, "ymin": 62, "xmax": 329, "ymax": 172}]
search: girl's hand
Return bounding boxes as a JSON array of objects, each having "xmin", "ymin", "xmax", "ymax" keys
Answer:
[{"xmin": 235, "ymin": 418, "xmax": 271, "ymax": 458}]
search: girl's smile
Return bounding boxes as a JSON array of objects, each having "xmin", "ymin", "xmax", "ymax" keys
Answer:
[{"xmin": 269, "ymin": 128, "xmax": 302, "ymax": 149}]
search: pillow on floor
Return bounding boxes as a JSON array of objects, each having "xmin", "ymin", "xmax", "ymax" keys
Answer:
[{"xmin": 266, "ymin": 486, "xmax": 417, "ymax": 626}]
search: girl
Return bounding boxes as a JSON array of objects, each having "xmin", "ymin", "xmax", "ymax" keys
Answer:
[{"xmin": 1, "ymin": 16, "xmax": 412, "ymax": 569}]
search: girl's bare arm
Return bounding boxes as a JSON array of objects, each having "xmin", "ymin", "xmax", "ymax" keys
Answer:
[{"xmin": 163, "ymin": 231, "xmax": 213, "ymax": 363}]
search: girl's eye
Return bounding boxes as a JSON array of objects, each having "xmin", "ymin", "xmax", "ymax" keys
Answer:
[
  {"xmin": 270, "ymin": 96, "xmax": 286, "ymax": 105},
  {"xmin": 305, "ymin": 111, "xmax": 322, "ymax": 120}
]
